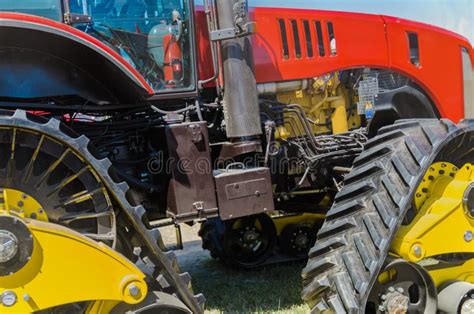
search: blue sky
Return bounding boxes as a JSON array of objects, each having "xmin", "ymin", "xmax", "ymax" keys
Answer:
[{"xmin": 197, "ymin": 0, "xmax": 473, "ymax": 44}]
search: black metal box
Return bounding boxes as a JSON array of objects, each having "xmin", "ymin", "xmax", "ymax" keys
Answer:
[
  {"xmin": 165, "ymin": 122, "xmax": 218, "ymax": 222},
  {"xmin": 214, "ymin": 167, "xmax": 274, "ymax": 220}
]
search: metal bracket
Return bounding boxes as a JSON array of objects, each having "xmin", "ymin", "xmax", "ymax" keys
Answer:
[
  {"xmin": 63, "ymin": 13, "xmax": 92, "ymax": 25},
  {"xmin": 209, "ymin": 22, "xmax": 256, "ymax": 41},
  {"xmin": 193, "ymin": 201, "xmax": 204, "ymax": 211}
]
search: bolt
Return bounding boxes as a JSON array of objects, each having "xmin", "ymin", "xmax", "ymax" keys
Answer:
[
  {"xmin": 388, "ymin": 287, "xmax": 395, "ymax": 293},
  {"xmin": 17, "ymin": 201, "xmax": 24, "ymax": 208},
  {"xmin": 1, "ymin": 291, "xmax": 17, "ymax": 306},
  {"xmin": 378, "ymin": 305, "xmax": 385, "ymax": 312},
  {"xmin": 128, "ymin": 284, "xmax": 140, "ymax": 297},
  {"xmin": 23, "ymin": 294, "xmax": 30, "ymax": 302},
  {"xmin": 412, "ymin": 245, "xmax": 423, "ymax": 258},
  {"xmin": 386, "ymin": 294, "xmax": 409, "ymax": 313},
  {"xmin": 464, "ymin": 230, "xmax": 473, "ymax": 242},
  {"xmin": 397, "ymin": 287, "xmax": 404, "ymax": 294}
]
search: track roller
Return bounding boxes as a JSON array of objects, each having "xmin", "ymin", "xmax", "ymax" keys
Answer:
[{"xmin": 438, "ymin": 281, "xmax": 474, "ymax": 314}]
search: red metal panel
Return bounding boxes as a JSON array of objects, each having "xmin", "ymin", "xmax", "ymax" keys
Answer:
[
  {"xmin": 194, "ymin": 5, "xmax": 215, "ymax": 86},
  {"xmin": 382, "ymin": 16, "xmax": 470, "ymax": 121},
  {"xmin": 0, "ymin": 12, "xmax": 154, "ymax": 95},
  {"xmin": 250, "ymin": 8, "xmax": 391, "ymax": 82},
  {"xmin": 195, "ymin": 6, "xmax": 473, "ymax": 121}
]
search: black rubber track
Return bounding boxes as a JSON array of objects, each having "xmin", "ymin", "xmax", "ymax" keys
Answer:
[
  {"xmin": 0, "ymin": 110, "xmax": 204, "ymax": 313},
  {"xmin": 199, "ymin": 218, "xmax": 226, "ymax": 260},
  {"xmin": 301, "ymin": 119, "xmax": 474, "ymax": 313}
]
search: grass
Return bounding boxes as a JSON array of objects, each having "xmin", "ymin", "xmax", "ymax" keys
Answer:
[
  {"xmin": 177, "ymin": 250, "xmax": 308, "ymax": 313},
  {"xmin": 165, "ymin": 225, "xmax": 309, "ymax": 313}
]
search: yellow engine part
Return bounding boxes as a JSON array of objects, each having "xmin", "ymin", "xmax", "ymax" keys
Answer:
[
  {"xmin": 276, "ymin": 73, "xmax": 360, "ymax": 136},
  {"xmin": 391, "ymin": 162, "xmax": 474, "ymax": 287},
  {"xmin": 0, "ymin": 214, "xmax": 147, "ymax": 313}
]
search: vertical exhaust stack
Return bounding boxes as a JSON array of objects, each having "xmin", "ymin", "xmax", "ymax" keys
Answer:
[{"xmin": 215, "ymin": 0, "xmax": 262, "ymax": 140}]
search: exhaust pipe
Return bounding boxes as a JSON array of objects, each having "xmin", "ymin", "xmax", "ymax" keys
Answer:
[{"xmin": 216, "ymin": 0, "xmax": 261, "ymax": 139}]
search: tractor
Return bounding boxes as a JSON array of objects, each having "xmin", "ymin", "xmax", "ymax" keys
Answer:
[{"xmin": 0, "ymin": 0, "xmax": 471, "ymax": 312}]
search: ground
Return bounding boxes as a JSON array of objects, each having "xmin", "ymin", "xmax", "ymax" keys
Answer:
[{"xmin": 161, "ymin": 224, "xmax": 309, "ymax": 313}]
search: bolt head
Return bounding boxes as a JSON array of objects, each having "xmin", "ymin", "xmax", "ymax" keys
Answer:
[
  {"xmin": 464, "ymin": 231, "xmax": 473, "ymax": 242},
  {"xmin": 1, "ymin": 291, "xmax": 17, "ymax": 306},
  {"xmin": 412, "ymin": 245, "xmax": 423, "ymax": 258},
  {"xmin": 128, "ymin": 284, "xmax": 140, "ymax": 297},
  {"xmin": 23, "ymin": 294, "xmax": 30, "ymax": 302}
]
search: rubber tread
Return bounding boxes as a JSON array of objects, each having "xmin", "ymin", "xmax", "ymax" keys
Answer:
[
  {"xmin": 0, "ymin": 111, "xmax": 203, "ymax": 313},
  {"xmin": 301, "ymin": 119, "xmax": 469, "ymax": 313}
]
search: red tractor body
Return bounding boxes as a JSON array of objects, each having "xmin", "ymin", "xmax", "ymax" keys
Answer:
[{"xmin": 195, "ymin": 6, "xmax": 473, "ymax": 121}]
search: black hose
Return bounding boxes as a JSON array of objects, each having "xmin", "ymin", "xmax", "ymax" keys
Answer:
[{"xmin": 114, "ymin": 168, "xmax": 162, "ymax": 194}]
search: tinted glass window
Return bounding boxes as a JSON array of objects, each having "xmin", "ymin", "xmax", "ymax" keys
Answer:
[
  {"xmin": 70, "ymin": 0, "xmax": 195, "ymax": 92},
  {"xmin": 0, "ymin": 0, "xmax": 62, "ymax": 21}
]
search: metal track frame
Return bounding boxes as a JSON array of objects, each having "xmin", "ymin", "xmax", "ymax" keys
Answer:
[
  {"xmin": 0, "ymin": 110, "xmax": 204, "ymax": 313},
  {"xmin": 302, "ymin": 119, "xmax": 474, "ymax": 313}
]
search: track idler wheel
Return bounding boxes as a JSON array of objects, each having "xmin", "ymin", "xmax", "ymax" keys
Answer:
[
  {"xmin": 0, "ymin": 123, "xmax": 115, "ymax": 244},
  {"xmin": 438, "ymin": 281, "xmax": 474, "ymax": 314},
  {"xmin": 223, "ymin": 214, "xmax": 277, "ymax": 268},
  {"xmin": 367, "ymin": 259, "xmax": 437, "ymax": 313},
  {"xmin": 280, "ymin": 224, "xmax": 317, "ymax": 258}
]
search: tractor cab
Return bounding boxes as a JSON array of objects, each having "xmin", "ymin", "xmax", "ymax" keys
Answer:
[{"xmin": 0, "ymin": 0, "xmax": 197, "ymax": 94}]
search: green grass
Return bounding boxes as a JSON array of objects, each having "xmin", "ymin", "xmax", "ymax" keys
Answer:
[{"xmin": 180, "ymin": 257, "xmax": 309, "ymax": 313}]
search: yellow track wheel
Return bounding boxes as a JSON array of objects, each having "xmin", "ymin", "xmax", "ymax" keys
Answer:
[{"xmin": 0, "ymin": 189, "xmax": 48, "ymax": 221}]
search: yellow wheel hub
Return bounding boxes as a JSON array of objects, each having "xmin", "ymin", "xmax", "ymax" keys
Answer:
[
  {"xmin": 0, "ymin": 189, "xmax": 48, "ymax": 221},
  {"xmin": 391, "ymin": 162, "xmax": 474, "ymax": 287}
]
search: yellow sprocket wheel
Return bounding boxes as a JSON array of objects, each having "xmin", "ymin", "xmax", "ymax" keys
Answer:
[
  {"xmin": 0, "ymin": 189, "xmax": 48, "ymax": 222},
  {"xmin": 0, "ymin": 111, "xmax": 203, "ymax": 313}
]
